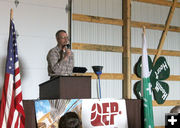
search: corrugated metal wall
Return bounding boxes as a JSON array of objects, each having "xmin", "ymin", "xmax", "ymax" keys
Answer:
[
  {"xmin": 72, "ymin": 0, "xmax": 180, "ymax": 127},
  {"xmin": 72, "ymin": 0, "xmax": 123, "ymax": 99}
]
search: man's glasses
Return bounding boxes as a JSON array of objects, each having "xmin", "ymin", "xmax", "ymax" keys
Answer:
[{"xmin": 60, "ymin": 36, "xmax": 69, "ymax": 40}]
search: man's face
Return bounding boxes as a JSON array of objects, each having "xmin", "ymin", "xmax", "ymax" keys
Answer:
[{"xmin": 57, "ymin": 32, "xmax": 69, "ymax": 47}]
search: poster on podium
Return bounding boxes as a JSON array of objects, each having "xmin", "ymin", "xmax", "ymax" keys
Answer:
[{"xmin": 34, "ymin": 99, "xmax": 128, "ymax": 128}]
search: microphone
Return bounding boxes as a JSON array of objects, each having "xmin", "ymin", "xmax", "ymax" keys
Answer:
[
  {"xmin": 62, "ymin": 43, "xmax": 71, "ymax": 50},
  {"xmin": 66, "ymin": 44, "xmax": 71, "ymax": 49}
]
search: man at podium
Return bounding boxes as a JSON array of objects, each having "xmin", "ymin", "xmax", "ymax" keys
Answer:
[{"xmin": 47, "ymin": 30, "xmax": 74, "ymax": 79}]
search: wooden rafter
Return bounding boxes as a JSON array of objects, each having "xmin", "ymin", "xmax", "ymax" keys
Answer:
[
  {"xmin": 73, "ymin": 73, "xmax": 124, "ymax": 80},
  {"xmin": 72, "ymin": 43, "xmax": 180, "ymax": 57},
  {"xmin": 133, "ymin": 0, "xmax": 180, "ymax": 8},
  {"xmin": 131, "ymin": 21, "xmax": 180, "ymax": 32},
  {"xmin": 131, "ymin": 74, "xmax": 180, "ymax": 81},
  {"xmin": 72, "ymin": 14, "xmax": 180, "ymax": 32},
  {"xmin": 73, "ymin": 72, "xmax": 180, "ymax": 81},
  {"xmin": 154, "ymin": 126, "xmax": 164, "ymax": 128},
  {"xmin": 153, "ymin": 0, "xmax": 177, "ymax": 65},
  {"xmin": 153, "ymin": 100, "xmax": 180, "ymax": 106},
  {"xmin": 72, "ymin": 42, "xmax": 123, "ymax": 52},
  {"xmin": 72, "ymin": 14, "xmax": 123, "ymax": 26}
]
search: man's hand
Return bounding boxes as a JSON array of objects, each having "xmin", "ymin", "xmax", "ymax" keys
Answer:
[
  {"xmin": 63, "ymin": 48, "xmax": 71, "ymax": 61},
  {"xmin": 65, "ymin": 49, "xmax": 71, "ymax": 57}
]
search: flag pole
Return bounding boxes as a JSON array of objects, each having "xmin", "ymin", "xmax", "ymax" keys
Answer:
[
  {"xmin": 142, "ymin": 26, "xmax": 154, "ymax": 128},
  {"xmin": 141, "ymin": 26, "xmax": 146, "ymax": 97},
  {"xmin": 143, "ymin": 26, "xmax": 145, "ymax": 34},
  {"xmin": 10, "ymin": 9, "xmax": 13, "ymax": 20}
]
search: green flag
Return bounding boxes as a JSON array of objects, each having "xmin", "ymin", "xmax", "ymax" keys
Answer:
[{"xmin": 142, "ymin": 31, "xmax": 154, "ymax": 128}]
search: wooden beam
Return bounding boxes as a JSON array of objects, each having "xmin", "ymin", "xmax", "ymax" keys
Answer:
[
  {"xmin": 133, "ymin": 0, "xmax": 180, "ymax": 8},
  {"xmin": 72, "ymin": 43, "xmax": 123, "ymax": 52},
  {"xmin": 73, "ymin": 73, "xmax": 124, "ymax": 80},
  {"xmin": 155, "ymin": 126, "xmax": 164, "ymax": 128},
  {"xmin": 131, "ymin": 74, "xmax": 141, "ymax": 80},
  {"xmin": 72, "ymin": 13, "xmax": 123, "ymax": 26},
  {"xmin": 153, "ymin": 0, "xmax": 177, "ymax": 65},
  {"xmin": 132, "ymin": 74, "xmax": 180, "ymax": 81},
  {"xmin": 131, "ymin": 21, "xmax": 180, "ymax": 32},
  {"xmin": 131, "ymin": 47, "xmax": 180, "ymax": 56},
  {"xmin": 166, "ymin": 75, "xmax": 180, "ymax": 81},
  {"xmin": 72, "ymin": 43, "xmax": 180, "ymax": 57},
  {"xmin": 158, "ymin": 49, "xmax": 180, "ymax": 56},
  {"xmin": 153, "ymin": 100, "xmax": 180, "ymax": 106},
  {"xmin": 74, "ymin": 73, "xmax": 180, "ymax": 81},
  {"xmin": 122, "ymin": 0, "xmax": 132, "ymax": 99},
  {"xmin": 72, "ymin": 14, "xmax": 180, "ymax": 32}
]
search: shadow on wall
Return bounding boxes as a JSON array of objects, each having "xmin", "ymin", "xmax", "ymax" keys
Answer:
[
  {"xmin": 0, "ymin": 56, "xmax": 6, "ymax": 97},
  {"xmin": 0, "ymin": 56, "xmax": 26, "ymax": 96}
]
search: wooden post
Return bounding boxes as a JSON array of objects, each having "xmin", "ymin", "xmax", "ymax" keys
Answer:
[
  {"xmin": 153, "ymin": 0, "xmax": 177, "ymax": 65},
  {"xmin": 122, "ymin": 0, "xmax": 131, "ymax": 99}
]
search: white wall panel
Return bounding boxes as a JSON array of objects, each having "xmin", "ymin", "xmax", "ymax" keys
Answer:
[
  {"xmin": 15, "ymin": 5, "xmax": 67, "ymax": 38},
  {"xmin": 171, "ymin": 8, "xmax": 180, "ymax": 26},
  {"xmin": 131, "ymin": 2, "xmax": 180, "ymax": 35},
  {"xmin": 131, "ymin": 28, "xmax": 163, "ymax": 49},
  {"xmin": 73, "ymin": 50, "xmax": 122, "ymax": 73},
  {"xmin": 164, "ymin": 32, "xmax": 180, "ymax": 51},
  {"xmin": 72, "ymin": 21, "xmax": 122, "ymax": 46},
  {"xmin": 165, "ymin": 81, "xmax": 180, "ymax": 100},
  {"xmin": 132, "ymin": 2, "xmax": 170, "ymax": 24},
  {"xmin": 0, "ymin": 1, "xmax": 13, "ymax": 35},
  {"xmin": 73, "ymin": 0, "xmax": 122, "ymax": 19},
  {"xmin": 20, "ymin": 0, "xmax": 68, "ymax": 7},
  {"xmin": 21, "ymin": 69, "xmax": 48, "ymax": 99},
  {"xmin": 153, "ymin": 106, "xmax": 175, "ymax": 126},
  {"xmin": 0, "ymin": 35, "xmax": 7, "ymax": 96},
  {"xmin": 91, "ymin": 80, "xmax": 122, "ymax": 98},
  {"xmin": 18, "ymin": 36, "xmax": 54, "ymax": 69},
  {"xmin": 165, "ymin": 56, "xmax": 180, "ymax": 75}
]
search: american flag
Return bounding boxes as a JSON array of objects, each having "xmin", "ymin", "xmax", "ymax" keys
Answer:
[{"xmin": 0, "ymin": 19, "xmax": 25, "ymax": 128}]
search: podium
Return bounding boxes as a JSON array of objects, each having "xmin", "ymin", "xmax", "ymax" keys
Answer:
[{"xmin": 39, "ymin": 76, "xmax": 91, "ymax": 99}]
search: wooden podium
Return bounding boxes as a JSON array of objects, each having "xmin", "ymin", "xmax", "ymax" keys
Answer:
[{"xmin": 39, "ymin": 76, "xmax": 91, "ymax": 99}]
